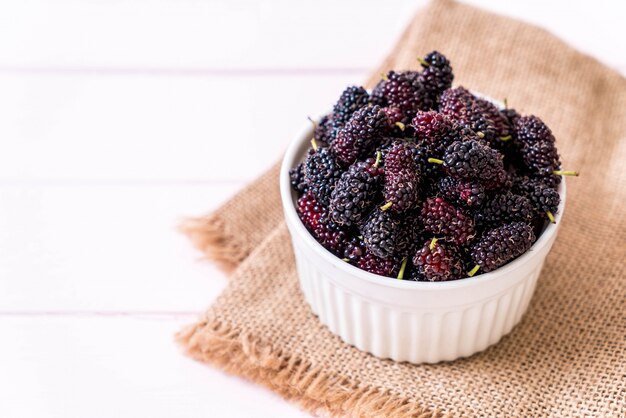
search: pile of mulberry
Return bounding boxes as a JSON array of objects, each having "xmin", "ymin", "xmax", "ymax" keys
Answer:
[{"xmin": 290, "ymin": 51, "xmax": 575, "ymax": 281}]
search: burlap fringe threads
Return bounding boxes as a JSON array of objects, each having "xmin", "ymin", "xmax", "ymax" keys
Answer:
[
  {"xmin": 179, "ymin": 216, "xmax": 244, "ymax": 274},
  {"xmin": 177, "ymin": 318, "xmax": 446, "ymax": 418}
]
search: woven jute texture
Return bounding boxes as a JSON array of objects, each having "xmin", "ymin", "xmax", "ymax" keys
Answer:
[{"xmin": 178, "ymin": 0, "xmax": 626, "ymax": 416}]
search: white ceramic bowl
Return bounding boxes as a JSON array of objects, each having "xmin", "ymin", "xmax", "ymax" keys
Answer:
[{"xmin": 280, "ymin": 112, "xmax": 565, "ymax": 364}]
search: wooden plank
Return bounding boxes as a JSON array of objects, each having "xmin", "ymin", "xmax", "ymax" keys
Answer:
[
  {"xmin": 0, "ymin": 74, "xmax": 365, "ymax": 182},
  {"xmin": 0, "ymin": 185, "xmax": 242, "ymax": 311},
  {"xmin": 0, "ymin": 0, "xmax": 623, "ymax": 71},
  {"xmin": 0, "ymin": 316, "xmax": 308, "ymax": 417},
  {"xmin": 0, "ymin": 0, "xmax": 420, "ymax": 69}
]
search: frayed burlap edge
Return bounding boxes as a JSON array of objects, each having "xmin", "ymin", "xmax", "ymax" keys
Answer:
[
  {"xmin": 178, "ymin": 216, "xmax": 243, "ymax": 274},
  {"xmin": 176, "ymin": 317, "xmax": 445, "ymax": 418},
  {"xmin": 179, "ymin": 162, "xmax": 284, "ymax": 275}
]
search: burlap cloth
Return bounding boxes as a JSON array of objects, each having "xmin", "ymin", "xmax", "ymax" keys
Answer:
[{"xmin": 177, "ymin": 0, "xmax": 626, "ymax": 416}]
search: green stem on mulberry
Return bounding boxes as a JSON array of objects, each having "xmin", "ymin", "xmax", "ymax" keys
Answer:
[
  {"xmin": 468, "ymin": 265, "xmax": 480, "ymax": 277},
  {"xmin": 417, "ymin": 57, "xmax": 429, "ymax": 67},
  {"xmin": 428, "ymin": 158, "xmax": 444, "ymax": 165},
  {"xmin": 380, "ymin": 73, "xmax": 389, "ymax": 81},
  {"xmin": 341, "ymin": 258, "xmax": 350, "ymax": 262},
  {"xmin": 397, "ymin": 258, "xmax": 408, "ymax": 280},
  {"xmin": 380, "ymin": 201, "xmax": 393, "ymax": 211},
  {"xmin": 546, "ymin": 211, "xmax": 556, "ymax": 224},
  {"xmin": 553, "ymin": 170, "xmax": 579, "ymax": 177},
  {"xmin": 374, "ymin": 151, "xmax": 382, "ymax": 167},
  {"xmin": 499, "ymin": 135, "xmax": 512, "ymax": 141},
  {"xmin": 503, "ymin": 97, "xmax": 509, "ymax": 109},
  {"xmin": 429, "ymin": 237, "xmax": 438, "ymax": 250},
  {"xmin": 310, "ymin": 137, "xmax": 319, "ymax": 151},
  {"xmin": 395, "ymin": 121, "xmax": 406, "ymax": 131},
  {"xmin": 476, "ymin": 132, "xmax": 485, "ymax": 139}
]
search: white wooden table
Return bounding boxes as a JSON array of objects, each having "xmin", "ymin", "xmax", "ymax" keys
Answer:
[{"xmin": 0, "ymin": 1, "xmax": 624, "ymax": 416}]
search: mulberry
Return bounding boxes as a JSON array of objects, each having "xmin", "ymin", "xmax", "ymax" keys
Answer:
[
  {"xmin": 303, "ymin": 147, "xmax": 342, "ymax": 206},
  {"xmin": 412, "ymin": 238, "xmax": 465, "ymax": 281},
  {"xmin": 470, "ymin": 222, "xmax": 535, "ymax": 273},
  {"xmin": 329, "ymin": 158, "xmax": 383, "ymax": 225},
  {"xmin": 418, "ymin": 51, "xmax": 454, "ymax": 105},
  {"xmin": 419, "ymin": 197, "xmax": 476, "ymax": 245},
  {"xmin": 331, "ymin": 105, "xmax": 391, "ymax": 165}
]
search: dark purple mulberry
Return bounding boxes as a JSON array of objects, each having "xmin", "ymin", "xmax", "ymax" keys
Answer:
[
  {"xmin": 397, "ymin": 211, "xmax": 423, "ymax": 256},
  {"xmin": 470, "ymin": 222, "xmax": 535, "ymax": 273},
  {"xmin": 411, "ymin": 110, "xmax": 469, "ymax": 149},
  {"xmin": 440, "ymin": 87, "xmax": 498, "ymax": 142},
  {"xmin": 371, "ymin": 71, "xmax": 433, "ymax": 120},
  {"xmin": 313, "ymin": 114, "xmax": 335, "ymax": 145},
  {"xmin": 357, "ymin": 251, "xmax": 400, "ymax": 277},
  {"xmin": 501, "ymin": 108, "xmax": 521, "ymax": 130},
  {"xmin": 343, "ymin": 236, "xmax": 366, "ymax": 262},
  {"xmin": 382, "ymin": 106, "xmax": 410, "ymax": 134},
  {"xmin": 474, "ymin": 192, "xmax": 534, "ymax": 226},
  {"xmin": 514, "ymin": 115, "xmax": 556, "ymax": 145},
  {"xmin": 381, "ymin": 142, "xmax": 421, "ymax": 213},
  {"xmin": 297, "ymin": 191, "xmax": 324, "ymax": 232},
  {"xmin": 412, "ymin": 239, "xmax": 465, "ymax": 281},
  {"xmin": 296, "ymin": 192, "xmax": 347, "ymax": 255},
  {"xmin": 332, "ymin": 86, "xmax": 370, "ymax": 127},
  {"xmin": 513, "ymin": 176, "xmax": 560, "ymax": 219},
  {"xmin": 331, "ymin": 105, "xmax": 391, "ymax": 165},
  {"xmin": 441, "ymin": 140, "xmax": 505, "ymax": 182},
  {"xmin": 437, "ymin": 176, "xmax": 485, "ymax": 207},
  {"xmin": 382, "ymin": 170, "xmax": 420, "ymax": 214},
  {"xmin": 419, "ymin": 197, "xmax": 476, "ymax": 245},
  {"xmin": 519, "ymin": 140, "xmax": 561, "ymax": 176},
  {"xmin": 289, "ymin": 162, "xmax": 308, "ymax": 195},
  {"xmin": 473, "ymin": 97, "xmax": 511, "ymax": 139},
  {"xmin": 481, "ymin": 168, "xmax": 512, "ymax": 191},
  {"xmin": 303, "ymin": 147, "xmax": 343, "ymax": 206},
  {"xmin": 378, "ymin": 138, "xmax": 443, "ymax": 183},
  {"xmin": 315, "ymin": 216, "xmax": 348, "ymax": 256},
  {"xmin": 513, "ymin": 115, "xmax": 562, "ymax": 175},
  {"xmin": 329, "ymin": 158, "xmax": 383, "ymax": 226},
  {"xmin": 412, "ymin": 140, "xmax": 446, "ymax": 182},
  {"xmin": 418, "ymin": 51, "xmax": 453, "ymax": 105},
  {"xmin": 383, "ymin": 140, "xmax": 419, "ymax": 173},
  {"xmin": 360, "ymin": 208, "xmax": 402, "ymax": 259}
]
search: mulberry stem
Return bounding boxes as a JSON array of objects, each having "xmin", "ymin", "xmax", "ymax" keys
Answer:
[
  {"xmin": 499, "ymin": 135, "xmax": 512, "ymax": 141},
  {"xmin": 476, "ymin": 132, "xmax": 485, "ymax": 139},
  {"xmin": 395, "ymin": 121, "xmax": 406, "ymax": 131},
  {"xmin": 310, "ymin": 138, "xmax": 318, "ymax": 151},
  {"xmin": 417, "ymin": 57, "xmax": 429, "ymax": 67},
  {"xmin": 380, "ymin": 201, "xmax": 393, "ymax": 211},
  {"xmin": 374, "ymin": 151, "xmax": 381, "ymax": 167},
  {"xmin": 429, "ymin": 237, "xmax": 438, "ymax": 250},
  {"xmin": 503, "ymin": 97, "xmax": 509, "ymax": 109},
  {"xmin": 468, "ymin": 265, "xmax": 480, "ymax": 277},
  {"xmin": 546, "ymin": 211, "xmax": 556, "ymax": 224},
  {"xmin": 397, "ymin": 258, "xmax": 408, "ymax": 280},
  {"xmin": 380, "ymin": 73, "xmax": 389, "ymax": 81},
  {"xmin": 553, "ymin": 170, "xmax": 579, "ymax": 177},
  {"xmin": 428, "ymin": 158, "xmax": 444, "ymax": 165}
]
